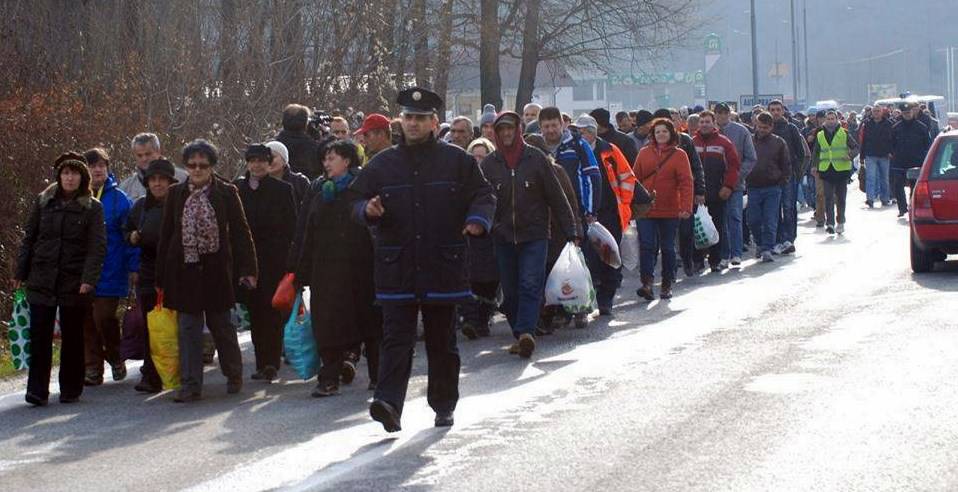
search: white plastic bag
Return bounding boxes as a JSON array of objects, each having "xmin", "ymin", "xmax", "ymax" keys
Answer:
[
  {"xmin": 545, "ymin": 243, "xmax": 596, "ymax": 314},
  {"xmin": 693, "ymin": 206, "xmax": 720, "ymax": 250},
  {"xmin": 587, "ymin": 221, "xmax": 622, "ymax": 269},
  {"xmin": 619, "ymin": 221, "xmax": 639, "ymax": 271}
]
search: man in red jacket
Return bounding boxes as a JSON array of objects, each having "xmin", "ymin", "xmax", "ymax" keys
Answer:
[{"xmin": 692, "ymin": 111, "xmax": 741, "ymax": 272}]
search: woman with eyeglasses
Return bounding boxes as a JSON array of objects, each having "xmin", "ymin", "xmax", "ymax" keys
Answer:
[{"xmin": 156, "ymin": 139, "xmax": 257, "ymax": 403}]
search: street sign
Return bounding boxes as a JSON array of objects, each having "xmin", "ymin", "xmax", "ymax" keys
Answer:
[
  {"xmin": 867, "ymin": 83, "xmax": 898, "ymax": 101},
  {"xmin": 768, "ymin": 63, "xmax": 789, "ymax": 79},
  {"xmin": 740, "ymin": 94, "xmax": 785, "ymax": 108},
  {"xmin": 704, "ymin": 33, "xmax": 722, "ymax": 73}
]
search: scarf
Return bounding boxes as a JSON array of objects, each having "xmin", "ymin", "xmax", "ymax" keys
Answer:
[
  {"xmin": 181, "ymin": 181, "xmax": 220, "ymax": 264},
  {"xmin": 321, "ymin": 173, "xmax": 353, "ymax": 203}
]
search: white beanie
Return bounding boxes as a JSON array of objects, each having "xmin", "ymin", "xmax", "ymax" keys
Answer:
[{"xmin": 265, "ymin": 141, "xmax": 289, "ymax": 166}]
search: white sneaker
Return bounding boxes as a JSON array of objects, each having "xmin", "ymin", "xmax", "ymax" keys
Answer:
[
  {"xmin": 836, "ymin": 223, "xmax": 845, "ymax": 235},
  {"xmin": 772, "ymin": 243, "xmax": 786, "ymax": 255},
  {"xmin": 731, "ymin": 256, "xmax": 742, "ymax": 266},
  {"xmin": 761, "ymin": 251, "xmax": 775, "ymax": 263},
  {"xmin": 718, "ymin": 259, "xmax": 729, "ymax": 270}
]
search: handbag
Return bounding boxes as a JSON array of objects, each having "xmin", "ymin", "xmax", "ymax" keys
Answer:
[{"xmin": 119, "ymin": 294, "xmax": 146, "ymax": 360}]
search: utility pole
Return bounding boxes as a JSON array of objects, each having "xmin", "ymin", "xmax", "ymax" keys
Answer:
[
  {"xmin": 791, "ymin": 0, "xmax": 800, "ymax": 104},
  {"xmin": 750, "ymin": 0, "xmax": 759, "ymax": 101},
  {"xmin": 803, "ymin": 0, "xmax": 810, "ymax": 102}
]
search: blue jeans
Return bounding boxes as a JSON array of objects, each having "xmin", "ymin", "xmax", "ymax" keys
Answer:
[
  {"xmin": 746, "ymin": 186, "xmax": 782, "ymax": 255},
  {"xmin": 637, "ymin": 218, "xmax": 679, "ymax": 281},
  {"xmin": 776, "ymin": 179, "xmax": 798, "ymax": 244},
  {"xmin": 495, "ymin": 239, "xmax": 549, "ymax": 338},
  {"xmin": 724, "ymin": 190, "xmax": 744, "ymax": 259},
  {"xmin": 864, "ymin": 156, "xmax": 891, "ymax": 203},
  {"xmin": 802, "ymin": 173, "xmax": 817, "ymax": 209}
]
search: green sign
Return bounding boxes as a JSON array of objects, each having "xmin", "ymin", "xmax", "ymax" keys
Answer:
[
  {"xmin": 705, "ymin": 33, "xmax": 722, "ymax": 55},
  {"xmin": 609, "ymin": 71, "xmax": 705, "ymax": 87}
]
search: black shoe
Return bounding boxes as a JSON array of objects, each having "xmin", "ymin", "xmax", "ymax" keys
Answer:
[
  {"xmin": 203, "ymin": 352, "xmax": 215, "ymax": 365},
  {"xmin": 134, "ymin": 378, "xmax": 162, "ymax": 394},
  {"xmin": 25, "ymin": 393, "xmax": 48, "ymax": 407},
  {"xmin": 59, "ymin": 395, "xmax": 80, "ymax": 404},
  {"xmin": 826, "ymin": 226, "xmax": 835, "ymax": 234},
  {"xmin": 370, "ymin": 399, "xmax": 402, "ymax": 433},
  {"xmin": 227, "ymin": 378, "xmax": 242, "ymax": 394},
  {"xmin": 598, "ymin": 306, "xmax": 613, "ymax": 316},
  {"xmin": 683, "ymin": 264, "xmax": 694, "ymax": 277},
  {"xmin": 311, "ymin": 382, "xmax": 339, "ymax": 397},
  {"xmin": 84, "ymin": 371, "xmax": 103, "ymax": 387},
  {"xmin": 435, "ymin": 410, "xmax": 454, "ymax": 428},
  {"xmin": 898, "ymin": 210, "xmax": 907, "ymax": 218},
  {"xmin": 173, "ymin": 390, "xmax": 202, "ymax": 403},
  {"xmin": 340, "ymin": 361, "xmax": 357, "ymax": 385},
  {"xmin": 866, "ymin": 200, "xmax": 874, "ymax": 208},
  {"xmin": 252, "ymin": 366, "xmax": 277, "ymax": 383},
  {"xmin": 573, "ymin": 313, "xmax": 588, "ymax": 329},
  {"xmin": 111, "ymin": 363, "xmax": 127, "ymax": 382}
]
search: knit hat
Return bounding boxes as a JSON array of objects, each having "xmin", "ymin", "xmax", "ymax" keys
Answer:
[
  {"xmin": 480, "ymin": 104, "xmax": 497, "ymax": 127},
  {"xmin": 589, "ymin": 108, "xmax": 611, "ymax": 128},
  {"xmin": 53, "ymin": 152, "xmax": 92, "ymax": 194},
  {"xmin": 571, "ymin": 114, "xmax": 598, "ymax": 133},
  {"xmin": 143, "ymin": 158, "xmax": 179, "ymax": 183},
  {"xmin": 634, "ymin": 110, "xmax": 654, "ymax": 127},
  {"xmin": 265, "ymin": 141, "xmax": 289, "ymax": 165},
  {"xmin": 244, "ymin": 143, "xmax": 272, "ymax": 161}
]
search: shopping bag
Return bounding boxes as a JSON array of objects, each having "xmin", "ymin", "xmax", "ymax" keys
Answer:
[
  {"xmin": 587, "ymin": 221, "xmax": 622, "ymax": 269},
  {"xmin": 6, "ymin": 289, "xmax": 31, "ymax": 371},
  {"xmin": 544, "ymin": 243, "xmax": 596, "ymax": 314},
  {"xmin": 693, "ymin": 206, "xmax": 720, "ymax": 250},
  {"xmin": 119, "ymin": 296, "xmax": 146, "ymax": 360},
  {"xmin": 620, "ymin": 221, "xmax": 639, "ymax": 271},
  {"xmin": 147, "ymin": 292, "xmax": 180, "ymax": 390},
  {"xmin": 231, "ymin": 303, "xmax": 251, "ymax": 332},
  {"xmin": 271, "ymin": 273, "xmax": 297, "ymax": 312},
  {"xmin": 284, "ymin": 294, "xmax": 318, "ymax": 380}
]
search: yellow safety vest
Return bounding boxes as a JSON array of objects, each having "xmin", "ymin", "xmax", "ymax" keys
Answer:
[{"xmin": 817, "ymin": 128, "xmax": 852, "ymax": 172}]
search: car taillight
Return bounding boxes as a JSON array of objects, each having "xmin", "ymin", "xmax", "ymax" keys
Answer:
[{"xmin": 913, "ymin": 180, "xmax": 934, "ymax": 220}]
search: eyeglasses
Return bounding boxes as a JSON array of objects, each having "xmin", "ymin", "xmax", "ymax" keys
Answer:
[{"xmin": 186, "ymin": 163, "xmax": 211, "ymax": 170}]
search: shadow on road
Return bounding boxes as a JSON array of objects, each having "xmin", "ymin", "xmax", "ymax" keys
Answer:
[{"xmin": 911, "ymin": 259, "xmax": 958, "ymax": 291}]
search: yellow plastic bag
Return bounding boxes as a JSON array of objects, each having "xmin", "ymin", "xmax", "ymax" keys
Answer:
[{"xmin": 147, "ymin": 292, "xmax": 180, "ymax": 390}]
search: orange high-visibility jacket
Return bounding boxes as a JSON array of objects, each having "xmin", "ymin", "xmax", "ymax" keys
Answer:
[{"xmin": 595, "ymin": 140, "xmax": 639, "ymax": 231}]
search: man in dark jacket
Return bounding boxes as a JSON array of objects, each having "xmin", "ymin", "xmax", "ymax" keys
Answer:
[
  {"xmin": 591, "ymin": 107, "xmax": 639, "ymax": 165},
  {"xmin": 768, "ymin": 100, "xmax": 808, "ymax": 255},
  {"xmin": 276, "ymin": 104, "xmax": 322, "ymax": 180},
  {"xmin": 748, "ymin": 112, "xmax": 791, "ymax": 262},
  {"xmin": 860, "ymin": 106, "xmax": 894, "ymax": 208},
  {"xmin": 351, "ymin": 87, "xmax": 495, "ymax": 432},
  {"xmin": 481, "ymin": 112, "xmax": 576, "ymax": 358},
  {"xmin": 891, "ymin": 102, "xmax": 932, "ymax": 217}
]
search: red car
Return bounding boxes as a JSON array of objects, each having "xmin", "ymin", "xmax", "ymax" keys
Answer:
[{"xmin": 909, "ymin": 131, "xmax": 958, "ymax": 272}]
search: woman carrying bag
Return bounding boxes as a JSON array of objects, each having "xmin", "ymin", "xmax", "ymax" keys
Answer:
[{"xmin": 14, "ymin": 153, "xmax": 107, "ymax": 406}]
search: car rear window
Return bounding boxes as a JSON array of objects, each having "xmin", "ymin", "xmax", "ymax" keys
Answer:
[{"xmin": 931, "ymin": 139, "xmax": 958, "ymax": 180}]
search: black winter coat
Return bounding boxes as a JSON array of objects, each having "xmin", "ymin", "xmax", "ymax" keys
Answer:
[
  {"xmin": 124, "ymin": 194, "xmax": 165, "ymax": 294},
  {"xmin": 296, "ymin": 175, "xmax": 381, "ymax": 346},
  {"xmin": 282, "ymin": 167, "xmax": 311, "ymax": 208},
  {"xmin": 156, "ymin": 177, "xmax": 257, "ymax": 314},
  {"xmin": 679, "ymin": 133, "xmax": 706, "ymax": 197},
  {"xmin": 276, "ymin": 130, "xmax": 322, "ymax": 180},
  {"xmin": 892, "ymin": 119, "xmax": 932, "ymax": 170},
  {"xmin": 481, "ymin": 145, "xmax": 577, "ymax": 245},
  {"xmin": 234, "ymin": 175, "xmax": 297, "ymax": 308},
  {"xmin": 772, "ymin": 119, "xmax": 808, "ymax": 178},
  {"xmin": 350, "ymin": 137, "xmax": 496, "ymax": 305},
  {"xmin": 861, "ymin": 118, "xmax": 894, "ymax": 158},
  {"xmin": 16, "ymin": 184, "xmax": 107, "ymax": 307}
]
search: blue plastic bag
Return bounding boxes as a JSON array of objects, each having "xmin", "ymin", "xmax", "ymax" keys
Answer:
[{"xmin": 283, "ymin": 294, "xmax": 318, "ymax": 380}]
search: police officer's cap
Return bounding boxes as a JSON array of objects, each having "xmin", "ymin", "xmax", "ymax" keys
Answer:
[{"xmin": 398, "ymin": 87, "xmax": 442, "ymax": 116}]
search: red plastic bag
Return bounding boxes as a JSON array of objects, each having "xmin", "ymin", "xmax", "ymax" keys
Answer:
[{"xmin": 271, "ymin": 273, "xmax": 296, "ymax": 311}]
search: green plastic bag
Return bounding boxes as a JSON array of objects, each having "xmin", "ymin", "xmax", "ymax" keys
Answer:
[
  {"xmin": 7, "ymin": 289, "xmax": 31, "ymax": 371},
  {"xmin": 231, "ymin": 303, "xmax": 251, "ymax": 332}
]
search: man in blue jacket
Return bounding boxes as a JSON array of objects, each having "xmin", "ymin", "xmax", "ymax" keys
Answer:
[
  {"xmin": 351, "ymin": 87, "xmax": 495, "ymax": 432},
  {"xmin": 83, "ymin": 148, "xmax": 139, "ymax": 386}
]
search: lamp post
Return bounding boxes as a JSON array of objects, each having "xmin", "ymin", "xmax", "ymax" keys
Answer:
[{"xmin": 750, "ymin": 0, "xmax": 759, "ymax": 100}]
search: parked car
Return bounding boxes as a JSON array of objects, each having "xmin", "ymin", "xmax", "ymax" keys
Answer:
[{"xmin": 908, "ymin": 130, "xmax": 958, "ymax": 272}]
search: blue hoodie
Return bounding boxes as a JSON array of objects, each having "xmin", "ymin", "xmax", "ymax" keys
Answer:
[
  {"xmin": 553, "ymin": 129, "xmax": 602, "ymax": 217},
  {"xmin": 94, "ymin": 174, "xmax": 139, "ymax": 297}
]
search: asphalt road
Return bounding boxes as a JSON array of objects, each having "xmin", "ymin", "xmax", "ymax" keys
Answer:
[{"xmin": 1, "ymin": 187, "xmax": 956, "ymax": 492}]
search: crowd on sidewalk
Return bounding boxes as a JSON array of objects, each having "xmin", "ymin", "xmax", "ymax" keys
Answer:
[{"xmin": 11, "ymin": 87, "xmax": 934, "ymax": 432}]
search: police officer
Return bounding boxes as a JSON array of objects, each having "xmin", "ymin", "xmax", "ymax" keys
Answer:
[{"xmin": 351, "ymin": 87, "xmax": 496, "ymax": 432}]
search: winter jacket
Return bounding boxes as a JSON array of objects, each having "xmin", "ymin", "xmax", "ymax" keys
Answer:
[
  {"xmin": 548, "ymin": 163, "xmax": 583, "ymax": 266},
  {"xmin": 861, "ymin": 117, "xmax": 894, "ymax": 158},
  {"xmin": 275, "ymin": 129, "xmax": 322, "ymax": 180},
  {"xmin": 598, "ymin": 128, "xmax": 639, "ymax": 168},
  {"xmin": 296, "ymin": 175, "xmax": 381, "ymax": 346},
  {"xmin": 16, "ymin": 183, "xmax": 107, "ymax": 307},
  {"xmin": 629, "ymin": 130, "xmax": 650, "ymax": 151},
  {"xmin": 93, "ymin": 174, "xmax": 138, "ymax": 298},
  {"xmin": 772, "ymin": 118, "xmax": 808, "ymax": 179},
  {"xmin": 891, "ymin": 119, "xmax": 932, "ymax": 171},
  {"xmin": 482, "ymin": 145, "xmax": 577, "ymax": 245},
  {"xmin": 692, "ymin": 131, "xmax": 741, "ymax": 202},
  {"xmin": 234, "ymin": 175, "xmax": 297, "ymax": 308},
  {"xmin": 124, "ymin": 194, "xmax": 165, "ymax": 294},
  {"xmin": 719, "ymin": 120, "xmax": 758, "ymax": 191},
  {"xmin": 632, "ymin": 144, "xmax": 694, "ymax": 219},
  {"xmin": 282, "ymin": 166, "xmax": 311, "ymax": 208},
  {"xmin": 119, "ymin": 166, "xmax": 189, "ymax": 202},
  {"xmin": 155, "ymin": 176, "xmax": 258, "ymax": 314},
  {"xmin": 350, "ymin": 137, "xmax": 496, "ymax": 305},
  {"xmin": 552, "ymin": 129, "xmax": 603, "ymax": 217},
  {"xmin": 749, "ymin": 132, "xmax": 791, "ymax": 188},
  {"xmin": 592, "ymin": 138, "xmax": 647, "ymax": 232},
  {"xmin": 679, "ymin": 133, "xmax": 706, "ymax": 197}
]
